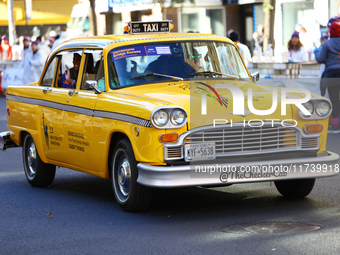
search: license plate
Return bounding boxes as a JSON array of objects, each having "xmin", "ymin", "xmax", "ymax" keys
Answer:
[{"xmin": 184, "ymin": 143, "xmax": 216, "ymax": 162}]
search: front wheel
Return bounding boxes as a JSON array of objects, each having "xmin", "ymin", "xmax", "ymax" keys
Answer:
[
  {"xmin": 274, "ymin": 179, "xmax": 315, "ymax": 198},
  {"xmin": 22, "ymin": 134, "xmax": 56, "ymax": 187},
  {"xmin": 111, "ymin": 138, "xmax": 152, "ymax": 212}
]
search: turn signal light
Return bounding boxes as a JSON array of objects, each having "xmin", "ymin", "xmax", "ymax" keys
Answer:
[
  {"xmin": 159, "ymin": 133, "xmax": 179, "ymax": 143},
  {"xmin": 304, "ymin": 124, "xmax": 323, "ymax": 133}
]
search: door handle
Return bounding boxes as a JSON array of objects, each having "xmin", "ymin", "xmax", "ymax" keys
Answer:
[
  {"xmin": 43, "ymin": 88, "xmax": 52, "ymax": 94},
  {"xmin": 68, "ymin": 90, "xmax": 79, "ymax": 96}
]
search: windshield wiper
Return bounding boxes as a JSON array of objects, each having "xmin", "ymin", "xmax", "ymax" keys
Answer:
[
  {"xmin": 131, "ymin": 73, "xmax": 183, "ymax": 81},
  {"xmin": 190, "ymin": 71, "xmax": 239, "ymax": 80}
]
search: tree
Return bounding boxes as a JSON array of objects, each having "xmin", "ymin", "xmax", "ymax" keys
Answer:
[
  {"xmin": 89, "ymin": 0, "xmax": 98, "ymax": 35},
  {"xmin": 263, "ymin": 0, "xmax": 275, "ymax": 51},
  {"xmin": 154, "ymin": 0, "xmax": 195, "ymax": 20}
]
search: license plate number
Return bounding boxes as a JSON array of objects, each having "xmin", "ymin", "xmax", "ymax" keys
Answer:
[{"xmin": 184, "ymin": 143, "xmax": 216, "ymax": 162}]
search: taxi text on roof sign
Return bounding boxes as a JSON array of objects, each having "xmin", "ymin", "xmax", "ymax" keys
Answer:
[{"xmin": 129, "ymin": 21, "xmax": 171, "ymax": 34}]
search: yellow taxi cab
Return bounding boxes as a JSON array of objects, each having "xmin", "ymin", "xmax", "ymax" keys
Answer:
[{"xmin": 1, "ymin": 21, "xmax": 339, "ymax": 211}]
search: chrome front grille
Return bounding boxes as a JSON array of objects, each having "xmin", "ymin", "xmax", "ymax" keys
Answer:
[
  {"xmin": 185, "ymin": 126, "xmax": 298, "ymax": 156},
  {"xmin": 163, "ymin": 123, "xmax": 320, "ymax": 161}
]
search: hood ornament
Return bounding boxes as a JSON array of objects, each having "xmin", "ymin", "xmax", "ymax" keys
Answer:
[{"xmin": 230, "ymin": 108, "xmax": 252, "ymax": 117}]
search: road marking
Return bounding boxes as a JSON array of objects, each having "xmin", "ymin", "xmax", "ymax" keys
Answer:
[{"xmin": 0, "ymin": 172, "xmax": 22, "ymax": 177}]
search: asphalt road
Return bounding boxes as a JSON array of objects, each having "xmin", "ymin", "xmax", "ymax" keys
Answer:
[{"xmin": 1, "ymin": 95, "xmax": 340, "ymax": 255}]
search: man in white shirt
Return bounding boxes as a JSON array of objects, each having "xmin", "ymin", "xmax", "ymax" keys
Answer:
[{"xmin": 228, "ymin": 31, "xmax": 251, "ymax": 68}]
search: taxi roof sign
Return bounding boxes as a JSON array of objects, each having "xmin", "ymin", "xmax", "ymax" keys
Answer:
[{"xmin": 128, "ymin": 21, "xmax": 172, "ymax": 34}]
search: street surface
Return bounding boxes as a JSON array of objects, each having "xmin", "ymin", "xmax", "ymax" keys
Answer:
[{"xmin": 1, "ymin": 95, "xmax": 340, "ymax": 254}]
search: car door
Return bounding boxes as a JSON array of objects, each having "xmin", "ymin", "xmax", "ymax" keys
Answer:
[
  {"xmin": 63, "ymin": 49, "xmax": 103, "ymax": 171},
  {"xmin": 39, "ymin": 52, "xmax": 69, "ymax": 163}
]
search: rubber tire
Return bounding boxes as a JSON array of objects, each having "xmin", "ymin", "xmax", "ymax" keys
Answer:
[
  {"xmin": 111, "ymin": 138, "xmax": 152, "ymax": 212},
  {"xmin": 274, "ymin": 179, "xmax": 316, "ymax": 198},
  {"xmin": 22, "ymin": 134, "xmax": 56, "ymax": 187}
]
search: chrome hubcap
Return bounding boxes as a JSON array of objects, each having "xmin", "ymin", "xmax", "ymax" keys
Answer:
[
  {"xmin": 27, "ymin": 140, "xmax": 37, "ymax": 178},
  {"xmin": 117, "ymin": 158, "xmax": 131, "ymax": 197}
]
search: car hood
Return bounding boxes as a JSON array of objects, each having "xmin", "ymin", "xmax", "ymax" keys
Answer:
[{"xmin": 115, "ymin": 79, "xmax": 298, "ymax": 129}]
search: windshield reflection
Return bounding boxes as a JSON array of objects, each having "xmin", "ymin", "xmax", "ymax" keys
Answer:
[{"xmin": 108, "ymin": 41, "xmax": 250, "ymax": 88}]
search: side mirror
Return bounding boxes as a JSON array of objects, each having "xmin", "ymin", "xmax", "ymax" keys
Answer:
[
  {"xmin": 251, "ymin": 72, "xmax": 260, "ymax": 83},
  {"xmin": 85, "ymin": 80, "xmax": 102, "ymax": 94}
]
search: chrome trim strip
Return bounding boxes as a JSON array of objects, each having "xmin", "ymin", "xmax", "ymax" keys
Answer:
[
  {"xmin": 7, "ymin": 94, "xmax": 152, "ymax": 128},
  {"xmin": 65, "ymin": 105, "xmax": 93, "ymax": 116},
  {"xmin": 7, "ymin": 94, "xmax": 43, "ymax": 106},
  {"xmin": 94, "ymin": 111, "xmax": 152, "ymax": 127},
  {"xmin": 137, "ymin": 151, "xmax": 340, "ymax": 187}
]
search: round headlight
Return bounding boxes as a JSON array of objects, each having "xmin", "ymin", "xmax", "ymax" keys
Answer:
[
  {"xmin": 153, "ymin": 110, "xmax": 168, "ymax": 126},
  {"xmin": 315, "ymin": 101, "xmax": 331, "ymax": 117},
  {"xmin": 170, "ymin": 109, "xmax": 186, "ymax": 125},
  {"xmin": 299, "ymin": 102, "xmax": 314, "ymax": 117}
]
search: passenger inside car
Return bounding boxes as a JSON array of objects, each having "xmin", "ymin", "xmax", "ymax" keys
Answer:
[{"xmin": 61, "ymin": 53, "xmax": 81, "ymax": 88}]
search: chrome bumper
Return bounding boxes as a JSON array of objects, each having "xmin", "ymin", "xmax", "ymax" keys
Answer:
[
  {"xmin": 137, "ymin": 151, "xmax": 340, "ymax": 187},
  {"xmin": 0, "ymin": 131, "xmax": 18, "ymax": 151}
]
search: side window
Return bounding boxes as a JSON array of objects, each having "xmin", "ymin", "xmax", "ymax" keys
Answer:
[
  {"xmin": 41, "ymin": 57, "xmax": 57, "ymax": 87},
  {"xmin": 81, "ymin": 50, "xmax": 105, "ymax": 91},
  {"xmin": 55, "ymin": 50, "xmax": 83, "ymax": 89}
]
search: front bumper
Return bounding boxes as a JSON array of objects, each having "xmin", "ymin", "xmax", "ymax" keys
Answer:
[{"xmin": 137, "ymin": 151, "xmax": 339, "ymax": 187}]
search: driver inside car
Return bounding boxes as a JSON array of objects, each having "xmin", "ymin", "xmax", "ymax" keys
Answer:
[
  {"xmin": 145, "ymin": 43, "xmax": 195, "ymax": 78},
  {"xmin": 114, "ymin": 58, "xmax": 139, "ymax": 87}
]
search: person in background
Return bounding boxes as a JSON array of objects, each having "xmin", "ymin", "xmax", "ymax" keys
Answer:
[
  {"xmin": 317, "ymin": 34, "xmax": 329, "ymax": 93},
  {"xmin": 52, "ymin": 28, "xmax": 68, "ymax": 50},
  {"xmin": 24, "ymin": 41, "xmax": 45, "ymax": 84},
  {"xmin": 36, "ymin": 35, "xmax": 47, "ymax": 49},
  {"xmin": 0, "ymin": 35, "xmax": 13, "ymax": 60},
  {"xmin": 287, "ymin": 31, "xmax": 308, "ymax": 62},
  {"xmin": 21, "ymin": 36, "xmax": 31, "ymax": 58},
  {"xmin": 316, "ymin": 17, "xmax": 340, "ymax": 96},
  {"xmin": 18, "ymin": 36, "xmax": 31, "ymax": 80},
  {"xmin": 36, "ymin": 36, "xmax": 42, "ymax": 46},
  {"xmin": 228, "ymin": 31, "xmax": 251, "ymax": 68},
  {"xmin": 252, "ymin": 24, "xmax": 264, "ymax": 52},
  {"xmin": 11, "ymin": 34, "xmax": 22, "ymax": 60},
  {"xmin": 48, "ymin": 38, "xmax": 54, "ymax": 49},
  {"xmin": 314, "ymin": 21, "xmax": 340, "ymax": 132},
  {"xmin": 327, "ymin": 16, "xmax": 340, "ymax": 27},
  {"xmin": 321, "ymin": 34, "xmax": 329, "ymax": 46}
]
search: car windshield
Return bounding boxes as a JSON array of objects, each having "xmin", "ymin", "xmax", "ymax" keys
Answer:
[{"xmin": 108, "ymin": 41, "xmax": 250, "ymax": 88}]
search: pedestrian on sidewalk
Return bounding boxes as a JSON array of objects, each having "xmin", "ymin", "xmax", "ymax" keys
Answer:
[
  {"xmin": 314, "ymin": 21, "xmax": 340, "ymax": 132},
  {"xmin": 21, "ymin": 41, "xmax": 45, "ymax": 84},
  {"xmin": 287, "ymin": 31, "xmax": 308, "ymax": 62},
  {"xmin": 228, "ymin": 31, "xmax": 251, "ymax": 68},
  {"xmin": 0, "ymin": 35, "xmax": 13, "ymax": 60}
]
